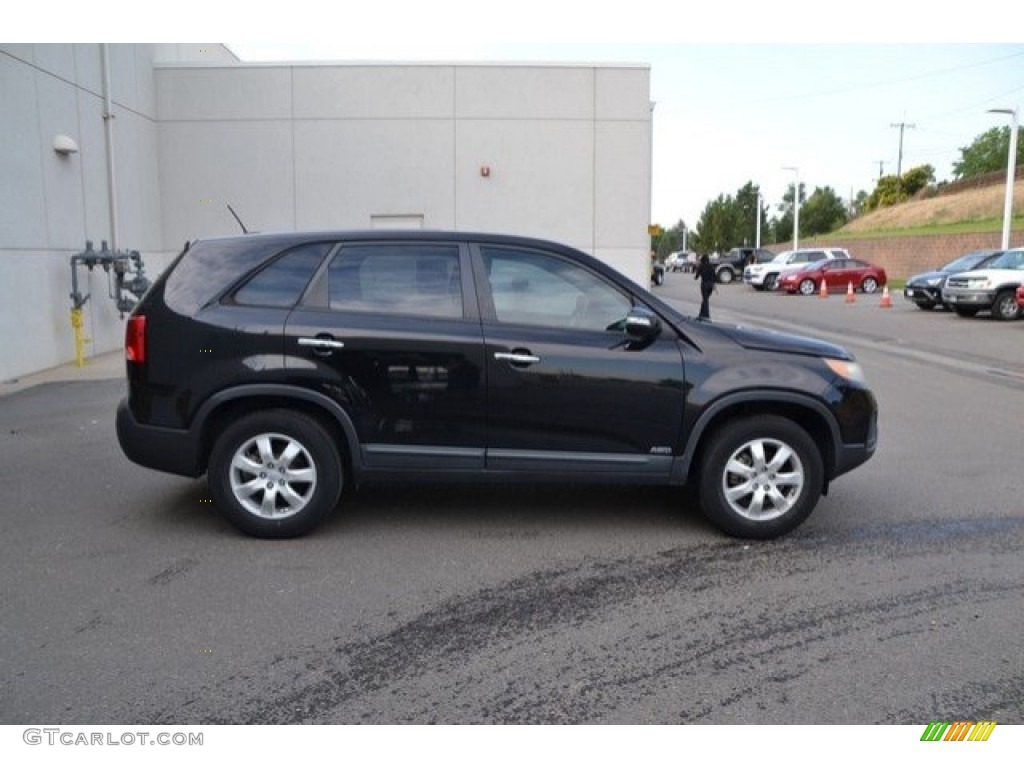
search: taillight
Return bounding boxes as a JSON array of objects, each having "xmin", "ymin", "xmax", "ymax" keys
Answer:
[{"xmin": 125, "ymin": 315, "xmax": 146, "ymax": 363}]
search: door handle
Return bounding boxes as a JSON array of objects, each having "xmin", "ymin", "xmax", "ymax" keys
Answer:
[
  {"xmin": 298, "ymin": 337, "xmax": 345, "ymax": 354},
  {"xmin": 494, "ymin": 351, "xmax": 541, "ymax": 366}
]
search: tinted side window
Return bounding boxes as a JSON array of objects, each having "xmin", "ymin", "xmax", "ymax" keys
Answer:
[
  {"xmin": 327, "ymin": 244, "xmax": 463, "ymax": 319},
  {"xmin": 480, "ymin": 247, "xmax": 631, "ymax": 332},
  {"xmin": 232, "ymin": 242, "xmax": 332, "ymax": 307},
  {"xmin": 165, "ymin": 238, "xmax": 292, "ymax": 314}
]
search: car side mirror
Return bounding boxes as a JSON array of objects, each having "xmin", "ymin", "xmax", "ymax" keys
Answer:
[{"xmin": 624, "ymin": 307, "xmax": 661, "ymax": 342}]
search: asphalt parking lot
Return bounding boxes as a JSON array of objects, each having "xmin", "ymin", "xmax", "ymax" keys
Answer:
[{"xmin": 2, "ymin": 274, "xmax": 1022, "ymax": 725}]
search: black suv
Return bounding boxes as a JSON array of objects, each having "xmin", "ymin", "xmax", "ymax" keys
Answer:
[
  {"xmin": 116, "ymin": 230, "xmax": 877, "ymax": 540},
  {"xmin": 713, "ymin": 247, "xmax": 775, "ymax": 284}
]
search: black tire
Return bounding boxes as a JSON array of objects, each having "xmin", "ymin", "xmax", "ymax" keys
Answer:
[
  {"xmin": 208, "ymin": 409, "xmax": 343, "ymax": 538},
  {"xmin": 717, "ymin": 267, "xmax": 734, "ymax": 284},
  {"xmin": 697, "ymin": 415, "xmax": 824, "ymax": 539},
  {"xmin": 798, "ymin": 278, "xmax": 816, "ymax": 296},
  {"xmin": 764, "ymin": 273, "xmax": 778, "ymax": 291},
  {"xmin": 861, "ymin": 276, "xmax": 879, "ymax": 294},
  {"xmin": 953, "ymin": 306, "xmax": 979, "ymax": 318},
  {"xmin": 914, "ymin": 300, "xmax": 936, "ymax": 310},
  {"xmin": 991, "ymin": 289, "xmax": 1020, "ymax": 321}
]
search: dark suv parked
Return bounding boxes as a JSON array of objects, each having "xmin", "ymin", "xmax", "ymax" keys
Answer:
[
  {"xmin": 116, "ymin": 230, "xmax": 878, "ymax": 540},
  {"xmin": 713, "ymin": 247, "xmax": 776, "ymax": 284}
]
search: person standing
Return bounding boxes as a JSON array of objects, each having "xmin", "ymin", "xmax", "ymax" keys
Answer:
[{"xmin": 694, "ymin": 254, "xmax": 716, "ymax": 320}]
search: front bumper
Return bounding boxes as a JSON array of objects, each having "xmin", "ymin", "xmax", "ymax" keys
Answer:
[
  {"xmin": 942, "ymin": 288, "xmax": 995, "ymax": 306},
  {"xmin": 903, "ymin": 284, "xmax": 942, "ymax": 303}
]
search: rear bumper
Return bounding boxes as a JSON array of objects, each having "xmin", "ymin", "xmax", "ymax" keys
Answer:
[{"xmin": 116, "ymin": 397, "xmax": 204, "ymax": 477}]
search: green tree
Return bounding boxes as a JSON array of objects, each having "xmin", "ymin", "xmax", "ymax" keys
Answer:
[
  {"xmin": 691, "ymin": 181, "xmax": 766, "ymax": 253},
  {"xmin": 651, "ymin": 219, "xmax": 689, "ymax": 260},
  {"xmin": 692, "ymin": 195, "xmax": 743, "ymax": 254},
  {"xmin": 953, "ymin": 126, "xmax": 1024, "ymax": 180},
  {"xmin": 863, "ymin": 165, "xmax": 935, "ymax": 211},
  {"xmin": 800, "ymin": 186, "xmax": 849, "ymax": 236},
  {"xmin": 775, "ymin": 182, "xmax": 805, "ymax": 243},
  {"xmin": 902, "ymin": 164, "xmax": 935, "ymax": 196}
]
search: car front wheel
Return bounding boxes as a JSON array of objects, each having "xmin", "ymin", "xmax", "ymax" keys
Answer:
[
  {"xmin": 208, "ymin": 409, "xmax": 343, "ymax": 538},
  {"xmin": 764, "ymin": 274, "xmax": 778, "ymax": 291},
  {"xmin": 798, "ymin": 278, "xmax": 816, "ymax": 295},
  {"xmin": 697, "ymin": 415, "xmax": 823, "ymax": 539},
  {"xmin": 717, "ymin": 268, "xmax": 734, "ymax": 284},
  {"xmin": 991, "ymin": 289, "xmax": 1020, "ymax": 321}
]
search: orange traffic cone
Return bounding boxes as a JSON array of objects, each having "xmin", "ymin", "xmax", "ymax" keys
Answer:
[
  {"xmin": 845, "ymin": 282, "xmax": 856, "ymax": 304},
  {"xmin": 819, "ymin": 280, "xmax": 828, "ymax": 298},
  {"xmin": 880, "ymin": 286, "xmax": 892, "ymax": 308}
]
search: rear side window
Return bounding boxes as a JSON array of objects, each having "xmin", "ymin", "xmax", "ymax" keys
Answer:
[
  {"xmin": 327, "ymin": 244, "xmax": 463, "ymax": 319},
  {"xmin": 232, "ymin": 243, "xmax": 332, "ymax": 308},
  {"xmin": 164, "ymin": 238, "xmax": 290, "ymax": 314}
]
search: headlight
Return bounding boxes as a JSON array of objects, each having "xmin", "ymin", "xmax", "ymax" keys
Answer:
[
  {"xmin": 925, "ymin": 277, "xmax": 941, "ymax": 286},
  {"xmin": 825, "ymin": 358, "xmax": 866, "ymax": 385},
  {"xmin": 965, "ymin": 277, "xmax": 991, "ymax": 289}
]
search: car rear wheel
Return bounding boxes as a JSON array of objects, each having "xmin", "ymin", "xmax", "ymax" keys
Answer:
[
  {"xmin": 798, "ymin": 278, "xmax": 816, "ymax": 296},
  {"xmin": 208, "ymin": 409, "xmax": 343, "ymax": 538},
  {"xmin": 697, "ymin": 415, "xmax": 823, "ymax": 539},
  {"xmin": 717, "ymin": 267, "xmax": 734, "ymax": 284},
  {"xmin": 861, "ymin": 277, "xmax": 879, "ymax": 294},
  {"xmin": 991, "ymin": 289, "xmax": 1020, "ymax": 321}
]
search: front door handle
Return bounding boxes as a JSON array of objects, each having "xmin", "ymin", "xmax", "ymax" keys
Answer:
[
  {"xmin": 298, "ymin": 337, "xmax": 345, "ymax": 356},
  {"xmin": 494, "ymin": 351, "xmax": 541, "ymax": 367}
]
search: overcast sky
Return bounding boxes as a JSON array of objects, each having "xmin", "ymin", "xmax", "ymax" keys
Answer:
[{"xmin": 23, "ymin": 2, "xmax": 1024, "ymax": 228}]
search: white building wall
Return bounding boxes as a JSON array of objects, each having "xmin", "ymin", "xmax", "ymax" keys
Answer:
[
  {"xmin": 156, "ymin": 61, "xmax": 653, "ymax": 282},
  {"xmin": 0, "ymin": 44, "xmax": 166, "ymax": 382},
  {"xmin": 1, "ymin": 48, "xmax": 652, "ymax": 382}
]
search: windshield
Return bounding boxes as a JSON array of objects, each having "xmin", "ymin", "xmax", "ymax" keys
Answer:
[
  {"xmin": 771, "ymin": 251, "xmax": 793, "ymax": 264},
  {"xmin": 988, "ymin": 249, "xmax": 1024, "ymax": 270},
  {"xmin": 943, "ymin": 251, "xmax": 997, "ymax": 272}
]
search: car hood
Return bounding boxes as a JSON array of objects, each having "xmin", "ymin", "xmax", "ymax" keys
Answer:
[
  {"xmin": 906, "ymin": 269, "xmax": 949, "ymax": 284},
  {"xmin": 949, "ymin": 268, "xmax": 1023, "ymax": 281},
  {"xmin": 703, "ymin": 321, "xmax": 852, "ymax": 360}
]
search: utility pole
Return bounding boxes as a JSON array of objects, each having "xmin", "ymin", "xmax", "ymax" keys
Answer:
[
  {"xmin": 876, "ymin": 160, "xmax": 885, "ymax": 179},
  {"xmin": 890, "ymin": 122, "xmax": 916, "ymax": 178}
]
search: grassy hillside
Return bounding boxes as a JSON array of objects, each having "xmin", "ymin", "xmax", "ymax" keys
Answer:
[{"xmin": 839, "ymin": 178, "xmax": 1024, "ymax": 236}]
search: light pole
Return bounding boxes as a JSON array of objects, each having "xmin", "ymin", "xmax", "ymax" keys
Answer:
[
  {"xmin": 783, "ymin": 166, "xmax": 800, "ymax": 250},
  {"xmin": 988, "ymin": 108, "xmax": 1019, "ymax": 250},
  {"xmin": 755, "ymin": 192, "xmax": 762, "ymax": 248}
]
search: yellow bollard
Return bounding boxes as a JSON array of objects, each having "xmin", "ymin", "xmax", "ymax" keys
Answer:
[{"xmin": 70, "ymin": 307, "xmax": 91, "ymax": 367}]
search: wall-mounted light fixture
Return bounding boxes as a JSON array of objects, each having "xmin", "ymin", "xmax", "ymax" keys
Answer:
[
  {"xmin": 480, "ymin": 165, "xmax": 491, "ymax": 178},
  {"xmin": 53, "ymin": 135, "xmax": 79, "ymax": 155}
]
